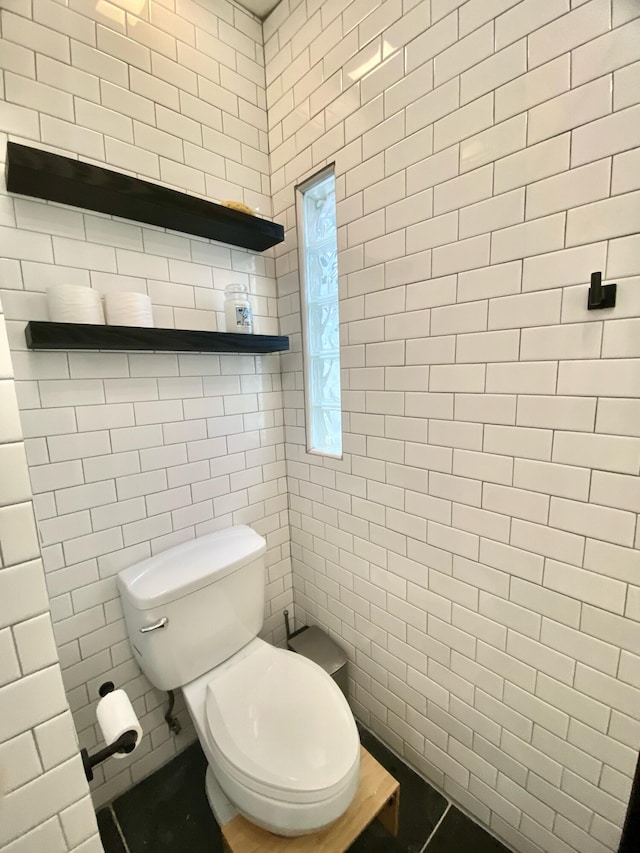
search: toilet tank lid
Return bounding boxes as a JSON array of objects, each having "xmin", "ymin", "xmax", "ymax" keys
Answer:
[{"xmin": 117, "ymin": 525, "xmax": 266, "ymax": 610}]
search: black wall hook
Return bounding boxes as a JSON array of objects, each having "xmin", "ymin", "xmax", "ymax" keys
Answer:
[{"xmin": 588, "ymin": 270, "xmax": 617, "ymax": 310}]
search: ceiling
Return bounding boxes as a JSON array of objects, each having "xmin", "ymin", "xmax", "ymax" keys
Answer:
[{"xmin": 237, "ymin": 0, "xmax": 281, "ymax": 18}]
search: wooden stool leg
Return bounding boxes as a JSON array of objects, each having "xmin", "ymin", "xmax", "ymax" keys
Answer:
[{"xmin": 377, "ymin": 789, "xmax": 400, "ymax": 837}]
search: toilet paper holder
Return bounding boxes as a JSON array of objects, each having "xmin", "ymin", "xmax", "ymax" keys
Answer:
[{"xmin": 81, "ymin": 681, "xmax": 138, "ymax": 782}]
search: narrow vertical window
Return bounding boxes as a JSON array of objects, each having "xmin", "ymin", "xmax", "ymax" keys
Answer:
[{"xmin": 297, "ymin": 167, "xmax": 342, "ymax": 457}]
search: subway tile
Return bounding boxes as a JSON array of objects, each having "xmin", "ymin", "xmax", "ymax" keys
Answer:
[
  {"xmin": 456, "ymin": 330, "xmax": 519, "ymax": 364},
  {"xmin": 541, "ymin": 619, "xmax": 620, "ymax": 676},
  {"xmin": 41, "ymin": 116, "xmax": 105, "ymax": 160},
  {"xmin": 566, "ymin": 191, "xmax": 640, "ymax": 246},
  {"xmin": 461, "ymin": 114, "xmax": 527, "ymax": 173},
  {"xmin": 574, "ymin": 664, "xmax": 640, "ymax": 719},
  {"xmin": 434, "ymin": 94, "xmax": 493, "ymax": 152},
  {"xmin": 483, "ymin": 483, "xmax": 549, "ymax": 525},
  {"xmin": 457, "ymin": 261, "xmax": 522, "ymax": 302},
  {"xmin": 0, "ymin": 732, "xmax": 42, "ymax": 794},
  {"xmin": 462, "ymin": 39, "xmax": 527, "ymax": 105},
  {"xmin": 453, "ymin": 450, "xmax": 513, "ymax": 486},
  {"xmin": 495, "ymin": 0, "xmax": 570, "ymax": 50},
  {"xmin": 48, "ymin": 432, "xmax": 111, "ymax": 463},
  {"xmin": 491, "ymin": 214, "xmax": 566, "ymax": 264},
  {"xmin": 0, "ymin": 665, "xmax": 67, "ymax": 743},
  {"xmin": 430, "ymin": 364, "xmax": 486, "ymax": 394},
  {"xmin": 434, "ymin": 22, "xmax": 494, "ymax": 86},
  {"xmin": 608, "ymin": 234, "xmax": 640, "ymax": 279},
  {"xmin": 571, "ymin": 104, "xmax": 640, "ymax": 167},
  {"xmin": 522, "ymin": 243, "xmax": 607, "ymax": 292},
  {"xmin": 526, "ymin": 159, "xmax": 611, "ymax": 221},
  {"xmin": 56, "ymin": 481, "xmax": 116, "ymax": 516},
  {"xmin": 520, "ymin": 322, "xmax": 602, "ymax": 361},
  {"xmin": 407, "ymin": 212, "xmax": 458, "ymax": 254},
  {"xmin": 614, "ymin": 59, "xmax": 640, "ymax": 111},
  {"xmin": 454, "ymin": 394, "xmax": 516, "ymax": 424},
  {"xmin": 552, "ymin": 431, "xmax": 640, "ymax": 474},
  {"xmin": 549, "ymin": 496, "xmax": 636, "ymax": 546},
  {"xmin": 573, "ymin": 18, "xmax": 640, "ymax": 86},
  {"xmin": 528, "ymin": 0, "xmax": 610, "ymax": 68},
  {"xmin": 431, "ymin": 301, "xmax": 488, "ymax": 336},
  {"xmin": 488, "ymin": 290, "xmax": 562, "ymax": 330},
  {"xmin": 487, "ymin": 362, "xmax": 558, "ymax": 395},
  {"xmin": 432, "ymin": 235, "xmax": 490, "ymax": 277},
  {"xmin": 13, "ymin": 613, "xmax": 58, "ymax": 675},
  {"xmin": 485, "ymin": 425, "xmax": 553, "ymax": 461},
  {"xmin": 495, "ymin": 133, "xmax": 570, "ymax": 194},
  {"xmin": 0, "ymin": 754, "xmax": 89, "ymax": 846},
  {"xmin": 405, "ymin": 11, "xmax": 458, "ymax": 72},
  {"xmin": 596, "ymin": 398, "xmax": 640, "ymax": 438},
  {"xmin": 433, "ymin": 166, "xmax": 493, "ymax": 216},
  {"xmin": 459, "ymin": 189, "xmax": 525, "ymax": 240},
  {"xmin": 0, "ymin": 39, "xmax": 36, "ymax": 79},
  {"xmin": 453, "ymin": 504, "xmax": 510, "ymax": 542},
  {"xmin": 504, "ymin": 681, "xmax": 570, "ymax": 741},
  {"xmin": 510, "ymin": 577, "xmax": 580, "ymax": 627},
  {"xmin": 407, "ymin": 145, "xmax": 459, "ymax": 194},
  {"xmin": 5, "ymin": 73, "xmax": 74, "ymax": 122},
  {"xmin": 602, "ymin": 318, "xmax": 640, "ymax": 359},
  {"xmin": 385, "ymin": 126, "xmax": 434, "ymax": 175},
  {"xmin": 406, "ymin": 79, "xmax": 459, "ymax": 136},
  {"xmin": 0, "ymin": 502, "xmax": 39, "ymax": 567},
  {"xmin": 495, "ymin": 55, "xmax": 570, "ymax": 122},
  {"xmin": 557, "ymin": 359, "xmax": 640, "ymax": 397},
  {"xmin": 0, "ymin": 443, "xmax": 31, "ymax": 507},
  {"xmin": 0, "ymin": 628, "xmax": 20, "ymax": 687},
  {"xmin": 2, "ymin": 12, "xmax": 70, "ymax": 63},
  {"xmin": 613, "ymin": 0, "xmax": 640, "ymax": 26},
  {"xmin": 517, "ymin": 396, "xmax": 596, "ymax": 431}
]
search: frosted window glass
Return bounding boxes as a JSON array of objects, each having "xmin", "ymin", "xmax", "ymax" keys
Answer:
[{"xmin": 300, "ymin": 171, "xmax": 342, "ymax": 456}]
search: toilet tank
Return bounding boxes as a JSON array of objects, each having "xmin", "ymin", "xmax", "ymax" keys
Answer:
[{"xmin": 117, "ymin": 525, "xmax": 266, "ymax": 691}]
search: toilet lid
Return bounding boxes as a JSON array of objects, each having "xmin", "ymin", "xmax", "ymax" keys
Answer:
[{"xmin": 204, "ymin": 643, "xmax": 359, "ymax": 796}]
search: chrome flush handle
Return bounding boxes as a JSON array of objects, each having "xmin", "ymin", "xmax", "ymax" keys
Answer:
[{"xmin": 139, "ymin": 617, "xmax": 168, "ymax": 634}]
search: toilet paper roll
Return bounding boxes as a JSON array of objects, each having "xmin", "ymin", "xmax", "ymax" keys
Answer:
[
  {"xmin": 48, "ymin": 285, "xmax": 104, "ymax": 325},
  {"xmin": 104, "ymin": 292, "xmax": 154, "ymax": 328},
  {"xmin": 96, "ymin": 689, "xmax": 143, "ymax": 759}
]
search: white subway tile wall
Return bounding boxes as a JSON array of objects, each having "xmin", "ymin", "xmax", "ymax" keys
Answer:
[
  {"xmin": 266, "ymin": 2, "xmax": 640, "ymax": 853},
  {"xmin": 0, "ymin": 0, "xmax": 291, "ymax": 812},
  {"xmin": 1, "ymin": 0, "xmax": 640, "ymax": 851},
  {"xmin": 0, "ymin": 298, "xmax": 101, "ymax": 852}
]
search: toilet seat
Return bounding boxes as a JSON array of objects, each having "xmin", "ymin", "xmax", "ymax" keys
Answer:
[{"xmin": 204, "ymin": 640, "xmax": 360, "ymax": 806}]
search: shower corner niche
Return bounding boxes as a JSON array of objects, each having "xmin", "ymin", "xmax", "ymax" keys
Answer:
[{"xmin": 5, "ymin": 141, "xmax": 285, "ymax": 252}]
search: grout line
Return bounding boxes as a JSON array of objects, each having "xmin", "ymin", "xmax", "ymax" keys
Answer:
[
  {"xmin": 109, "ymin": 805, "xmax": 132, "ymax": 853},
  {"xmin": 421, "ymin": 801, "xmax": 451, "ymax": 852}
]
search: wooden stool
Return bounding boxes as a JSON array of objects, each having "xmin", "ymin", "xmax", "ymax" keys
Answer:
[{"xmin": 222, "ymin": 745, "xmax": 400, "ymax": 853}]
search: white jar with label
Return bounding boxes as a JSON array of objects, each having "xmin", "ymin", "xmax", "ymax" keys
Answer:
[{"xmin": 224, "ymin": 283, "xmax": 254, "ymax": 334}]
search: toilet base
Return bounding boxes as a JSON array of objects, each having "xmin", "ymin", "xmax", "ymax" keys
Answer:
[
  {"xmin": 206, "ymin": 766, "xmax": 238, "ymax": 828},
  {"xmin": 221, "ymin": 745, "xmax": 399, "ymax": 853}
]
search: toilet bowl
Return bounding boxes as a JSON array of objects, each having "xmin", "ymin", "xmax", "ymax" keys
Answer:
[
  {"xmin": 183, "ymin": 638, "xmax": 360, "ymax": 835},
  {"xmin": 118, "ymin": 525, "xmax": 361, "ymax": 836}
]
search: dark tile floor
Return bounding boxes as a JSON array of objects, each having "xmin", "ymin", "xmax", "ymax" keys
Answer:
[{"xmin": 98, "ymin": 730, "xmax": 513, "ymax": 853}]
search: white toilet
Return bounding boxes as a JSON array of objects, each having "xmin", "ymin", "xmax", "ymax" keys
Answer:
[{"xmin": 117, "ymin": 525, "xmax": 360, "ymax": 836}]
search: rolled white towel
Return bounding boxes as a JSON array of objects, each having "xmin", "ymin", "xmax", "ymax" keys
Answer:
[
  {"xmin": 104, "ymin": 292, "xmax": 154, "ymax": 328},
  {"xmin": 48, "ymin": 285, "xmax": 104, "ymax": 325}
]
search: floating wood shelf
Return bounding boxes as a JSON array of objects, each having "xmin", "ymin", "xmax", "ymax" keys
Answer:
[
  {"xmin": 5, "ymin": 142, "xmax": 284, "ymax": 252},
  {"xmin": 25, "ymin": 321, "xmax": 289, "ymax": 354}
]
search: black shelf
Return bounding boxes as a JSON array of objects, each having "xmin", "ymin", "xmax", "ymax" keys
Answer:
[
  {"xmin": 25, "ymin": 321, "xmax": 289, "ymax": 354},
  {"xmin": 5, "ymin": 142, "xmax": 284, "ymax": 252}
]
